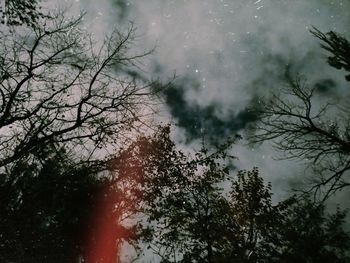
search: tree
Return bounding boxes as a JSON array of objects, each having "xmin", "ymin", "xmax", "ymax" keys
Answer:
[
  {"xmin": 0, "ymin": 141, "xmax": 148, "ymax": 263},
  {"xmin": 120, "ymin": 127, "xmax": 350, "ymax": 263},
  {"xmin": 0, "ymin": 9, "xmax": 156, "ymax": 169},
  {"xmin": 0, "ymin": 0, "xmax": 46, "ymax": 27},
  {"xmin": 0, "ymin": 145, "xmax": 97, "ymax": 262},
  {"xmin": 103, "ymin": 126, "xmax": 241, "ymax": 262},
  {"xmin": 250, "ymin": 29, "xmax": 350, "ymax": 200},
  {"xmin": 311, "ymin": 28, "xmax": 350, "ymax": 81},
  {"xmin": 0, "ymin": 4, "xmax": 159, "ymax": 261},
  {"xmin": 265, "ymin": 198, "xmax": 350, "ymax": 263},
  {"xmin": 2, "ymin": 124, "xmax": 348, "ymax": 263},
  {"xmin": 0, "ymin": 3, "xmax": 159, "ymax": 261},
  {"xmin": 144, "ymin": 163, "xmax": 282, "ymax": 263}
]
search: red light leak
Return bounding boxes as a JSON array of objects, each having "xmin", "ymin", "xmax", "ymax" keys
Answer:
[
  {"xmin": 81, "ymin": 139, "xmax": 148, "ymax": 263},
  {"xmin": 83, "ymin": 184, "xmax": 127, "ymax": 263}
]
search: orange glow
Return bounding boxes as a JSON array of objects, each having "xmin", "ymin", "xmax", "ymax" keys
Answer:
[
  {"xmin": 83, "ymin": 183, "xmax": 127, "ymax": 263},
  {"xmin": 80, "ymin": 138, "xmax": 150, "ymax": 263}
]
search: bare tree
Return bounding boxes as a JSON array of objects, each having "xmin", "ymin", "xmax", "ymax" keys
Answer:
[
  {"xmin": 251, "ymin": 76, "xmax": 350, "ymax": 200},
  {"xmin": 250, "ymin": 28, "xmax": 350, "ymax": 201},
  {"xmin": 0, "ymin": 10, "xmax": 157, "ymax": 168}
]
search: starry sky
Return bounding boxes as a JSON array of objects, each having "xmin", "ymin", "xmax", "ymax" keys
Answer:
[{"xmin": 60, "ymin": 0, "xmax": 350, "ymax": 202}]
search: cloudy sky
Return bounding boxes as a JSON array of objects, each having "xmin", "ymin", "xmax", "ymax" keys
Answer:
[{"xmin": 64, "ymin": 0, "xmax": 350, "ymax": 202}]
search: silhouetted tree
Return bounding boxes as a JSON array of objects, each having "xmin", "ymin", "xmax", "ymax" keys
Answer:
[
  {"xmin": 144, "ymin": 162, "xmax": 282, "ymax": 263},
  {"xmin": 251, "ymin": 29, "xmax": 350, "ymax": 200},
  {"xmin": 311, "ymin": 28, "xmax": 350, "ymax": 81},
  {"xmin": 126, "ymin": 127, "xmax": 350, "ymax": 263},
  {"xmin": 264, "ymin": 198, "xmax": 350, "ymax": 263},
  {"xmin": 0, "ymin": 2, "xmax": 159, "ymax": 261},
  {"xmin": 0, "ymin": 144, "xmax": 99, "ymax": 262},
  {"xmin": 0, "ymin": 141, "xmax": 148, "ymax": 263},
  {"xmin": 0, "ymin": 10, "xmax": 156, "ymax": 168},
  {"xmin": 2, "ymin": 124, "xmax": 349, "ymax": 263},
  {"xmin": 0, "ymin": 0, "xmax": 46, "ymax": 27}
]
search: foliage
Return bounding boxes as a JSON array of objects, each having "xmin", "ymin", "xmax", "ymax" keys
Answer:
[
  {"xmin": 265, "ymin": 198, "xmax": 350, "ymax": 263},
  {"xmin": 119, "ymin": 127, "xmax": 350, "ymax": 263},
  {"xmin": 0, "ymin": 145, "xmax": 95, "ymax": 262},
  {"xmin": 1, "ymin": 123, "xmax": 349, "ymax": 262},
  {"xmin": 144, "ymin": 163, "xmax": 281, "ymax": 263},
  {"xmin": 0, "ymin": 143, "xmax": 147, "ymax": 263},
  {"xmin": 311, "ymin": 28, "xmax": 350, "ymax": 81},
  {"xmin": 0, "ymin": 0, "xmax": 46, "ymax": 27}
]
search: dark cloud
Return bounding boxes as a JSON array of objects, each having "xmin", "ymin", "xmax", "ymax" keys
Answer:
[
  {"xmin": 159, "ymin": 77, "xmax": 260, "ymax": 144},
  {"xmin": 110, "ymin": 0, "xmax": 130, "ymax": 22},
  {"xmin": 314, "ymin": 78, "xmax": 337, "ymax": 93}
]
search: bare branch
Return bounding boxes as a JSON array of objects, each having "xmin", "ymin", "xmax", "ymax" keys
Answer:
[
  {"xmin": 251, "ymin": 77, "xmax": 350, "ymax": 199},
  {"xmin": 0, "ymin": 11, "xmax": 158, "ymax": 168}
]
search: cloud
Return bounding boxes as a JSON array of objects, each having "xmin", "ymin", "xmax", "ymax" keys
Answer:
[
  {"xmin": 69, "ymin": 0, "xmax": 350, "ymax": 202},
  {"xmin": 113, "ymin": 0, "xmax": 349, "ymax": 136},
  {"xmin": 156, "ymin": 76, "xmax": 260, "ymax": 144}
]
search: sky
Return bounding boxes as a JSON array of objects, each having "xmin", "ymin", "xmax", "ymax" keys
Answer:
[
  {"xmin": 67, "ymin": 0, "xmax": 350, "ymax": 200},
  {"xmin": 57, "ymin": 0, "xmax": 350, "ymax": 261}
]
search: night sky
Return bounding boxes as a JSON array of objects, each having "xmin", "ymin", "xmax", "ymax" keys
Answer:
[
  {"xmin": 66, "ymin": 0, "xmax": 349, "ymax": 199},
  {"xmin": 62, "ymin": 0, "xmax": 350, "ymax": 258}
]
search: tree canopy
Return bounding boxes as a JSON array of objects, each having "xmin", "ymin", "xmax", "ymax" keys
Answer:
[{"xmin": 114, "ymin": 127, "xmax": 350, "ymax": 263}]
